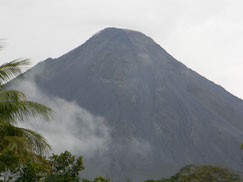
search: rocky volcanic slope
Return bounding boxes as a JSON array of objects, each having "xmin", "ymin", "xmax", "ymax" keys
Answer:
[{"xmin": 11, "ymin": 28, "xmax": 243, "ymax": 182}]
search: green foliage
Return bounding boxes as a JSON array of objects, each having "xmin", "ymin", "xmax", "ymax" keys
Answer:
[
  {"xmin": 92, "ymin": 176, "xmax": 110, "ymax": 182},
  {"xmin": 0, "ymin": 59, "xmax": 30, "ymax": 85},
  {"xmin": 0, "ymin": 53, "xmax": 53, "ymax": 181},
  {"xmin": 145, "ymin": 165, "xmax": 240, "ymax": 182},
  {"xmin": 0, "ymin": 88, "xmax": 53, "ymax": 124},
  {"xmin": 0, "ymin": 148, "xmax": 21, "ymax": 181},
  {"xmin": 0, "ymin": 121, "xmax": 51, "ymax": 158},
  {"xmin": 0, "ymin": 150, "xmax": 85, "ymax": 182},
  {"xmin": 0, "ymin": 58, "xmax": 53, "ymax": 159},
  {"xmin": 81, "ymin": 176, "xmax": 110, "ymax": 182},
  {"xmin": 15, "ymin": 159, "xmax": 50, "ymax": 182},
  {"xmin": 176, "ymin": 165, "xmax": 240, "ymax": 182},
  {"xmin": 46, "ymin": 151, "xmax": 84, "ymax": 182},
  {"xmin": 0, "ymin": 148, "xmax": 51, "ymax": 182}
]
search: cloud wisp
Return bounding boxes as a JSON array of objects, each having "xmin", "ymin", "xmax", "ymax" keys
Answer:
[{"xmin": 14, "ymin": 79, "xmax": 111, "ymax": 157}]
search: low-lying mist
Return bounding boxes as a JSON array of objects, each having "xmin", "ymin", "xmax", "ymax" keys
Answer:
[{"xmin": 13, "ymin": 79, "xmax": 111, "ymax": 158}]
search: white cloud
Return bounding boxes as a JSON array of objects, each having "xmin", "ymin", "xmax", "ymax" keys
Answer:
[{"xmin": 15, "ymin": 79, "xmax": 111, "ymax": 156}]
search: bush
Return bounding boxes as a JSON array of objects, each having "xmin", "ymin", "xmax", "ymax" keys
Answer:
[{"xmin": 145, "ymin": 165, "xmax": 240, "ymax": 182}]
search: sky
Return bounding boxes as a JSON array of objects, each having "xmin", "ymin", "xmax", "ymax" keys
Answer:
[{"xmin": 0, "ymin": 0, "xmax": 243, "ymax": 99}]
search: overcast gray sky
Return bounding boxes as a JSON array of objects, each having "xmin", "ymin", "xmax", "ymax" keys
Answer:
[{"xmin": 0, "ymin": 0, "xmax": 243, "ymax": 99}]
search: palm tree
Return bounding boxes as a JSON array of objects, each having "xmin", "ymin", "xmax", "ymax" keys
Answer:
[{"xmin": 0, "ymin": 59, "xmax": 53, "ymax": 160}]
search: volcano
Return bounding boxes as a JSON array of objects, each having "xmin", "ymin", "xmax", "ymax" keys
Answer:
[{"xmin": 11, "ymin": 28, "xmax": 243, "ymax": 182}]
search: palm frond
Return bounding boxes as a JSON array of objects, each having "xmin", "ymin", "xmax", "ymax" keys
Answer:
[
  {"xmin": 13, "ymin": 101, "xmax": 53, "ymax": 121},
  {"xmin": 0, "ymin": 59, "xmax": 30, "ymax": 84},
  {"xmin": 0, "ymin": 90, "xmax": 53, "ymax": 123},
  {"xmin": 19, "ymin": 127, "xmax": 51, "ymax": 155},
  {"xmin": 0, "ymin": 57, "xmax": 54, "ymax": 162},
  {"xmin": 0, "ymin": 121, "xmax": 51, "ymax": 156},
  {"xmin": 0, "ymin": 89, "xmax": 27, "ymax": 101}
]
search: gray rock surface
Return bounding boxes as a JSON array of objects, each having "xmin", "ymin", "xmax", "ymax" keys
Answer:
[{"xmin": 10, "ymin": 28, "xmax": 243, "ymax": 182}]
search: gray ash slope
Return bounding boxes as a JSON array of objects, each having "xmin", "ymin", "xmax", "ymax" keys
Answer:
[{"xmin": 13, "ymin": 28, "xmax": 243, "ymax": 181}]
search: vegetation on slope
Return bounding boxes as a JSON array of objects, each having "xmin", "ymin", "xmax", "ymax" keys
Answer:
[{"xmin": 145, "ymin": 165, "xmax": 240, "ymax": 182}]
